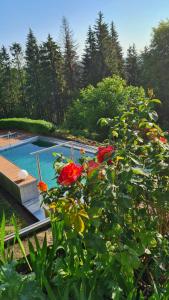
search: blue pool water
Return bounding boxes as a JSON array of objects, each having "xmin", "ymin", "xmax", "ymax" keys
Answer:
[{"xmin": 0, "ymin": 140, "xmax": 93, "ymax": 188}]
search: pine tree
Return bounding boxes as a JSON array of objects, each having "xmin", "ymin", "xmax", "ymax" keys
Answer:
[
  {"xmin": 125, "ymin": 44, "xmax": 140, "ymax": 86},
  {"xmin": 141, "ymin": 20, "xmax": 169, "ymax": 124},
  {"xmin": 82, "ymin": 26, "xmax": 97, "ymax": 86},
  {"xmin": 110, "ymin": 22, "xmax": 124, "ymax": 76},
  {"xmin": 10, "ymin": 43, "xmax": 26, "ymax": 113},
  {"xmin": 0, "ymin": 46, "xmax": 13, "ymax": 117},
  {"xmin": 62, "ymin": 17, "xmax": 80, "ymax": 97},
  {"xmin": 40, "ymin": 35, "xmax": 65, "ymax": 123},
  {"xmin": 25, "ymin": 29, "xmax": 42, "ymax": 118},
  {"xmin": 94, "ymin": 12, "xmax": 119, "ymax": 82}
]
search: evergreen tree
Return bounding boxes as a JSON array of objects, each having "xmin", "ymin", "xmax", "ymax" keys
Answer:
[
  {"xmin": 40, "ymin": 35, "xmax": 65, "ymax": 123},
  {"xmin": 141, "ymin": 20, "xmax": 169, "ymax": 125},
  {"xmin": 125, "ymin": 44, "xmax": 140, "ymax": 86},
  {"xmin": 82, "ymin": 26, "xmax": 97, "ymax": 86},
  {"xmin": 0, "ymin": 46, "xmax": 13, "ymax": 117},
  {"xmin": 110, "ymin": 22, "xmax": 124, "ymax": 76},
  {"xmin": 25, "ymin": 29, "xmax": 42, "ymax": 118},
  {"xmin": 62, "ymin": 17, "xmax": 80, "ymax": 96},
  {"xmin": 94, "ymin": 12, "xmax": 119, "ymax": 82},
  {"xmin": 139, "ymin": 46, "xmax": 154, "ymax": 89},
  {"xmin": 10, "ymin": 43, "xmax": 26, "ymax": 113}
]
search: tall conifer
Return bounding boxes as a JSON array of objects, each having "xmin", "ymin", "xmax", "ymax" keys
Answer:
[
  {"xmin": 82, "ymin": 26, "xmax": 97, "ymax": 86},
  {"xmin": 10, "ymin": 43, "xmax": 26, "ymax": 112},
  {"xmin": 40, "ymin": 35, "xmax": 65, "ymax": 123},
  {"xmin": 125, "ymin": 44, "xmax": 140, "ymax": 85},
  {"xmin": 110, "ymin": 22, "xmax": 124, "ymax": 76},
  {"xmin": 25, "ymin": 29, "xmax": 42, "ymax": 117},
  {"xmin": 62, "ymin": 17, "xmax": 80, "ymax": 97},
  {"xmin": 0, "ymin": 46, "xmax": 13, "ymax": 117}
]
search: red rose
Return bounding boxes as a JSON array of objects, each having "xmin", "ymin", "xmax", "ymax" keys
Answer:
[
  {"xmin": 37, "ymin": 181, "xmax": 48, "ymax": 192},
  {"xmin": 87, "ymin": 160, "xmax": 100, "ymax": 176},
  {"xmin": 58, "ymin": 162, "xmax": 83, "ymax": 186},
  {"xmin": 97, "ymin": 146, "xmax": 115, "ymax": 164},
  {"xmin": 159, "ymin": 136, "xmax": 167, "ymax": 144}
]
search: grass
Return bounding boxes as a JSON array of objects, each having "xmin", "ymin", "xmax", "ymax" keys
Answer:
[{"xmin": 0, "ymin": 191, "xmax": 26, "ymax": 235}]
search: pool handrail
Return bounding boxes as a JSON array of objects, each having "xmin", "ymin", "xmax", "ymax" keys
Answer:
[
  {"xmin": 30, "ymin": 140, "xmax": 75, "ymax": 181},
  {"xmin": 0, "ymin": 131, "xmax": 17, "ymax": 138}
]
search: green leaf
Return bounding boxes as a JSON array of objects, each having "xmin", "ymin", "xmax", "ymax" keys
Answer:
[
  {"xmin": 0, "ymin": 213, "xmax": 5, "ymax": 263},
  {"xmin": 150, "ymin": 99, "xmax": 161, "ymax": 104},
  {"xmin": 112, "ymin": 130, "xmax": 118, "ymax": 137},
  {"xmin": 149, "ymin": 111, "xmax": 158, "ymax": 122},
  {"xmin": 129, "ymin": 156, "xmax": 142, "ymax": 166},
  {"xmin": 132, "ymin": 167, "xmax": 151, "ymax": 177},
  {"xmin": 98, "ymin": 118, "xmax": 109, "ymax": 127}
]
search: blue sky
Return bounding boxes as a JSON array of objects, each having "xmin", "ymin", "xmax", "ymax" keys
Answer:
[{"xmin": 0, "ymin": 0, "xmax": 169, "ymax": 56}]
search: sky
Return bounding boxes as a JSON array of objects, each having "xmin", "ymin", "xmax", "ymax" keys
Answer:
[{"xmin": 0, "ymin": 0, "xmax": 169, "ymax": 56}]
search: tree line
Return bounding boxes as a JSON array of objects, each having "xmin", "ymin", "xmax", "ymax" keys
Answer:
[{"xmin": 0, "ymin": 12, "xmax": 169, "ymax": 126}]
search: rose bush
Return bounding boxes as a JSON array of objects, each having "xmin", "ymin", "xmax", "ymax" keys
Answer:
[{"xmin": 39, "ymin": 95, "xmax": 169, "ymax": 299}]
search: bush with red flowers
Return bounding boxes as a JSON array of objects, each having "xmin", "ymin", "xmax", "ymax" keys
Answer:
[
  {"xmin": 40, "ymin": 94, "xmax": 169, "ymax": 299},
  {"xmin": 7, "ymin": 94, "xmax": 169, "ymax": 300}
]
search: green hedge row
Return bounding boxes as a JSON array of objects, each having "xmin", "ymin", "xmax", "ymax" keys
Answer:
[{"xmin": 0, "ymin": 118, "xmax": 55, "ymax": 135}]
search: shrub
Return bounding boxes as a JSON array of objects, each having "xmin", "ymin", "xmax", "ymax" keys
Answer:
[
  {"xmin": 40, "ymin": 95, "xmax": 169, "ymax": 298},
  {"xmin": 66, "ymin": 75, "xmax": 145, "ymax": 138},
  {"xmin": 0, "ymin": 118, "xmax": 55, "ymax": 135}
]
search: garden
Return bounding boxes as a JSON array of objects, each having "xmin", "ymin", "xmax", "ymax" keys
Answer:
[{"xmin": 0, "ymin": 82, "xmax": 169, "ymax": 299}]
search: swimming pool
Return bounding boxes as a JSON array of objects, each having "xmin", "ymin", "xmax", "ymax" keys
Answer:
[{"xmin": 0, "ymin": 139, "xmax": 93, "ymax": 188}]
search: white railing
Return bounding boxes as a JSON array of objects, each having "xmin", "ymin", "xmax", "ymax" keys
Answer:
[
  {"xmin": 0, "ymin": 131, "xmax": 18, "ymax": 146},
  {"xmin": 1, "ymin": 131, "xmax": 16, "ymax": 138}
]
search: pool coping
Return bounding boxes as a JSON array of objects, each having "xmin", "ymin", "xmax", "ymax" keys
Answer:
[{"xmin": 0, "ymin": 135, "xmax": 97, "ymax": 154}]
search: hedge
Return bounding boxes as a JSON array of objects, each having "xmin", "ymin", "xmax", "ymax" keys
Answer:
[{"xmin": 0, "ymin": 118, "xmax": 55, "ymax": 135}]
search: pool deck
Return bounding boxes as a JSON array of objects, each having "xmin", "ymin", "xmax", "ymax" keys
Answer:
[
  {"xmin": 0, "ymin": 131, "xmax": 34, "ymax": 149},
  {"xmin": 0, "ymin": 156, "xmax": 37, "ymax": 187}
]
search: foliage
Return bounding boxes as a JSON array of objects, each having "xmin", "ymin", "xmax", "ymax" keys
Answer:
[
  {"xmin": 37, "ymin": 93, "xmax": 169, "ymax": 298},
  {"xmin": 125, "ymin": 44, "xmax": 140, "ymax": 86},
  {"xmin": 1, "ymin": 13, "xmax": 169, "ymax": 127},
  {"xmin": 82, "ymin": 25, "xmax": 98, "ymax": 87},
  {"xmin": 138, "ymin": 20, "xmax": 169, "ymax": 127},
  {"xmin": 0, "ymin": 118, "xmax": 55, "ymax": 134},
  {"xmin": 62, "ymin": 17, "xmax": 80, "ymax": 94},
  {"xmin": 66, "ymin": 75, "xmax": 145, "ymax": 137},
  {"xmin": 82, "ymin": 12, "xmax": 124, "ymax": 86},
  {"xmin": 1, "ymin": 94, "xmax": 169, "ymax": 299},
  {"xmin": 110, "ymin": 21, "xmax": 124, "ymax": 76},
  {"xmin": 25, "ymin": 29, "xmax": 42, "ymax": 119},
  {"xmin": 0, "ymin": 191, "xmax": 26, "ymax": 235},
  {"xmin": 0, "ymin": 12, "xmax": 124, "ymax": 126},
  {"xmin": 0, "ymin": 263, "xmax": 46, "ymax": 300},
  {"xmin": 39, "ymin": 34, "xmax": 65, "ymax": 123}
]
